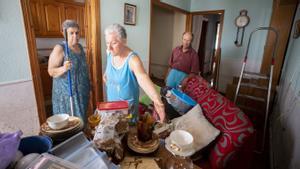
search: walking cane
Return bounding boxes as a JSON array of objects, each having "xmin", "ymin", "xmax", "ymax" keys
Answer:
[{"xmin": 64, "ymin": 29, "xmax": 74, "ymax": 117}]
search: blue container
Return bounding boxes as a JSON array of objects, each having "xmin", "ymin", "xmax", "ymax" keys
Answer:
[
  {"xmin": 170, "ymin": 88, "xmax": 197, "ymax": 115},
  {"xmin": 19, "ymin": 136, "xmax": 53, "ymax": 155}
]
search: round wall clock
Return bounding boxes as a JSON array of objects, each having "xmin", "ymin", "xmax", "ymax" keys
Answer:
[
  {"xmin": 235, "ymin": 10, "xmax": 250, "ymax": 28},
  {"xmin": 234, "ymin": 10, "xmax": 250, "ymax": 46}
]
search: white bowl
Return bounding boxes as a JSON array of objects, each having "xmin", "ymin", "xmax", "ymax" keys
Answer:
[
  {"xmin": 169, "ymin": 130, "xmax": 194, "ymax": 151},
  {"xmin": 47, "ymin": 114, "xmax": 69, "ymax": 130}
]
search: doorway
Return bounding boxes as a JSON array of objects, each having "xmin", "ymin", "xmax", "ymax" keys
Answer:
[
  {"xmin": 190, "ymin": 11, "xmax": 224, "ymax": 90},
  {"xmin": 149, "ymin": 1, "xmax": 188, "ymax": 87},
  {"xmin": 149, "ymin": 2, "xmax": 224, "ymax": 90},
  {"xmin": 197, "ymin": 20, "xmax": 208, "ymax": 75},
  {"xmin": 20, "ymin": 0, "xmax": 102, "ymax": 124}
]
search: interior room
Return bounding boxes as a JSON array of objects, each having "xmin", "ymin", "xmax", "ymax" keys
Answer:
[
  {"xmin": 149, "ymin": 3, "xmax": 186, "ymax": 86},
  {"xmin": 0, "ymin": 0, "xmax": 299, "ymax": 169}
]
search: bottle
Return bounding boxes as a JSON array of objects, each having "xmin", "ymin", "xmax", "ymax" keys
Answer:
[{"xmin": 137, "ymin": 111, "xmax": 154, "ymax": 142}]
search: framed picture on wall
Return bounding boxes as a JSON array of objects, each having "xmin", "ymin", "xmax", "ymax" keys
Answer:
[
  {"xmin": 124, "ymin": 3, "xmax": 136, "ymax": 25},
  {"xmin": 293, "ymin": 20, "xmax": 300, "ymax": 39}
]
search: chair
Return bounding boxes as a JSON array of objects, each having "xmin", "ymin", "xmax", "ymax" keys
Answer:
[{"xmin": 181, "ymin": 75, "xmax": 255, "ymax": 169}]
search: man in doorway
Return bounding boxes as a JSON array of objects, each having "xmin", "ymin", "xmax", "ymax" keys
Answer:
[{"xmin": 165, "ymin": 32, "xmax": 199, "ymax": 88}]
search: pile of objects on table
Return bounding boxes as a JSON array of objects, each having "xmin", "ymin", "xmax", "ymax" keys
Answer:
[{"xmin": 0, "ymin": 114, "xmax": 119, "ymax": 169}]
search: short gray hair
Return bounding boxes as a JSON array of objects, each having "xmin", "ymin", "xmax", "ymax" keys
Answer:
[
  {"xmin": 62, "ymin": 19, "xmax": 80, "ymax": 32},
  {"xmin": 104, "ymin": 24, "xmax": 127, "ymax": 40}
]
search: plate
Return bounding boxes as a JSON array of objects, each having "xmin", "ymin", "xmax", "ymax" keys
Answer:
[
  {"xmin": 165, "ymin": 137, "xmax": 195, "ymax": 157},
  {"xmin": 127, "ymin": 132, "xmax": 159, "ymax": 154},
  {"xmin": 40, "ymin": 116, "xmax": 82, "ymax": 134}
]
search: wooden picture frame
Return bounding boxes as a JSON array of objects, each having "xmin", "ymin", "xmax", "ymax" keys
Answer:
[
  {"xmin": 293, "ymin": 20, "xmax": 300, "ymax": 39},
  {"xmin": 124, "ymin": 3, "xmax": 136, "ymax": 25}
]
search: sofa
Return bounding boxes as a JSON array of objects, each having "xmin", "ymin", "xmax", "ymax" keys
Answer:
[{"xmin": 181, "ymin": 75, "xmax": 255, "ymax": 169}]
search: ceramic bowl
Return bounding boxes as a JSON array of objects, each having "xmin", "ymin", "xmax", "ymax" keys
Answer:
[
  {"xmin": 47, "ymin": 114, "xmax": 69, "ymax": 130},
  {"xmin": 169, "ymin": 129, "xmax": 194, "ymax": 151}
]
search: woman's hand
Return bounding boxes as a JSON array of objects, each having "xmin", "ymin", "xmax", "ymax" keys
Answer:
[
  {"xmin": 48, "ymin": 45, "xmax": 72, "ymax": 78},
  {"xmin": 63, "ymin": 60, "xmax": 72, "ymax": 73},
  {"xmin": 154, "ymin": 100, "xmax": 165, "ymax": 123}
]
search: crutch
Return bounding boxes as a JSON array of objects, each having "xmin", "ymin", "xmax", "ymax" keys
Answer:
[{"xmin": 64, "ymin": 29, "xmax": 74, "ymax": 117}]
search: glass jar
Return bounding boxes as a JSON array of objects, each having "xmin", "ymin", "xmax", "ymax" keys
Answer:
[
  {"xmin": 166, "ymin": 154, "xmax": 193, "ymax": 169},
  {"xmin": 137, "ymin": 111, "xmax": 154, "ymax": 142}
]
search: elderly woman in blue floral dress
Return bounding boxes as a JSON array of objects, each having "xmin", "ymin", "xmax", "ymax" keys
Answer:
[{"xmin": 48, "ymin": 20, "xmax": 90, "ymax": 124}]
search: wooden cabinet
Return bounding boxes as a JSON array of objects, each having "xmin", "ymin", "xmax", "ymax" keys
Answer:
[
  {"xmin": 28, "ymin": 0, "xmax": 44, "ymax": 36},
  {"xmin": 42, "ymin": 0, "xmax": 65, "ymax": 37},
  {"xmin": 29, "ymin": 0, "xmax": 85, "ymax": 37},
  {"xmin": 63, "ymin": 3, "xmax": 85, "ymax": 36}
]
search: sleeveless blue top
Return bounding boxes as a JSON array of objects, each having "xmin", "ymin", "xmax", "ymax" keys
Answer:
[
  {"xmin": 52, "ymin": 42, "xmax": 90, "ymax": 124},
  {"xmin": 105, "ymin": 52, "xmax": 139, "ymax": 122}
]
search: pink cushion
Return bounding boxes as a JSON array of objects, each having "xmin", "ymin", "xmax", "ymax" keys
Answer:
[{"xmin": 182, "ymin": 76, "xmax": 254, "ymax": 169}]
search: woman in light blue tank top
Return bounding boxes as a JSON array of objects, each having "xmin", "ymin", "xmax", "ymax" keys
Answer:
[
  {"xmin": 105, "ymin": 51, "xmax": 139, "ymax": 122},
  {"xmin": 104, "ymin": 24, "xmax": 166, "ymax": 123}
]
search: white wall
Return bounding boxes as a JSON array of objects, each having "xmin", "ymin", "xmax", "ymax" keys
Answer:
[
  {"xmin": 100, "ymin": 0, "xmax": 151, "ymax": 73},
  {"xmin": 189, "ymin": 0, "xmax": 273, "ymax": 92},
  {"xmin": 0, "ymin": 0, "xmax": 31, "ymax": 83},
  {"xmin": 160, "ymin": 0, "xmax": 191, "ymax": 11},
  {"xmin": 172, "ymin": 12, "xmax": 186, "ymax": 49},
  {"xmin": 149, "ymin": 6, "xmax": 186, "ymax": 79},
  {"xmin": 0, "ymin": 0, "xmax": 40, "ymax": 136},
  {"xmin": 270, "ymin": 5, "xmax": 300, "ymax": 169},
  {"xmin": 150, "ymin": 6, "xmax": 174, "ymax": 79},
  {"xmin": 0, "ymin": 80, "xmax": 40, "ymax": 136}
]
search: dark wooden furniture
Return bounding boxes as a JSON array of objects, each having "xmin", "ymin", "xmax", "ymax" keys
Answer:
[{"xmin": 28, "ymin": 0, "xmax": 85, "ymax": 37}]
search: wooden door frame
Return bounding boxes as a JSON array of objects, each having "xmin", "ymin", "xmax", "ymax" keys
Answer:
[
  {"xmin": 85, "ymin": 0, "xmax": 103, "ymax": 114},
  {"xmin": 20, "ymin": 0, "xmax": 102, "ymax": 125},
  {"xmin": 260, "ymin": 1, "xmax": 297, "ymax": 86},
  {"xmin": 21, "ymin": 0, "xmax": 46, "ymax": 123},
  {"xmin": 149, "ymin": 2, "xmax": 224, "ymax": 90},
  {"xmin": 187, "ymin": 10, "xmax": 224, "ymax": 90}
]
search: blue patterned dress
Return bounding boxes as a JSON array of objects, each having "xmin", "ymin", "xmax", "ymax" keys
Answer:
[{"xmin": 52, "ymin": 43, "xmax": 90, "ymax": 124}]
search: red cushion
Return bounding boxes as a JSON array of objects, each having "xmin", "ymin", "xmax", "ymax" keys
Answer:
[{"xmin": 182, "ymin": 76, "xmax": 254, "ymax": 169}]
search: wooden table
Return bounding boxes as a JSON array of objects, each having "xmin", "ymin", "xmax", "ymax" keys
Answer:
[{"xmin": 121, "ymin": 129, "xmax": 202, "ymax": 169}]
